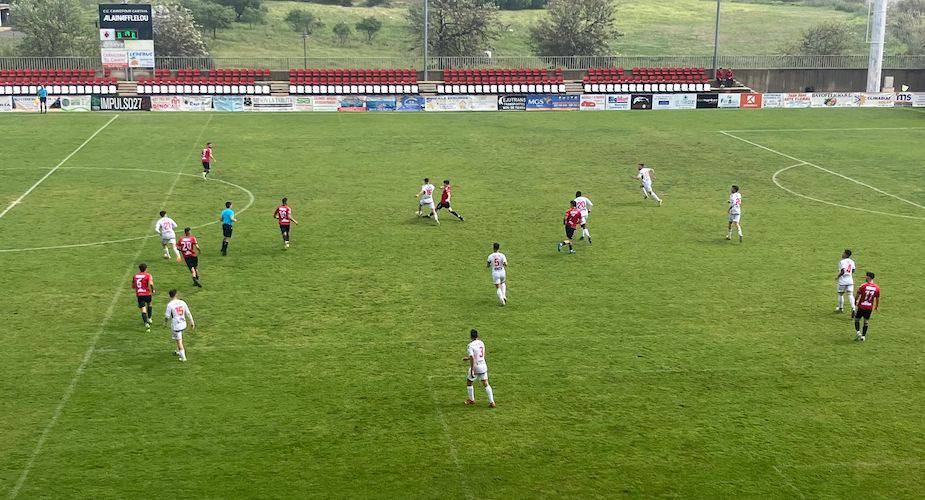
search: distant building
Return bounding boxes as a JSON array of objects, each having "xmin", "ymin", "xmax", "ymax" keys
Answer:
[{"xmin": 0, "ymin": 4, "xmax": 10, "ymax": 28}]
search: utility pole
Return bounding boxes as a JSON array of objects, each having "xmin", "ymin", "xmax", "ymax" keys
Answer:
[
  {"xmin": 866, "ymin": 0, "xmax": 887, "ymax": 92},
  {"xmin": 302, "ymin": 32, "xmax": 308, "ymax": 68},
  {"xmin": 711, "ymin": 0, "xmax": 721, "ymax": 79},
  {"xmin": 423, "ymin": 0, "xmax": 429, "ymax": 81}
]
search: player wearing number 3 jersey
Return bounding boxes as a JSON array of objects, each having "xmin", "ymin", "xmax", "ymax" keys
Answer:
[
  {"xmin": 464, "ymin": 329, "xmax": 496, "ymax": 408},
  {"xmin": 853, "ymin": 272, "xmax": 880, "ymax": 342},
  {"xmin": 486, "ymin": 242, "xmax": 508, "ymax": 306},
  {"xmin": 131, "ymin": 263, "xmax": 155, "ymax": 332}
]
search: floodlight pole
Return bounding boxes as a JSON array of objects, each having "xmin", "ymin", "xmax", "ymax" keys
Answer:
[
  {"xmin": 302, "ymin": 32, "xmax": 308, "ymax": 68},
  {"xmin": 866, "ymin": 0, "xmax": 887, "ymax": 92},
  {"xmin": 423, "ymin": 0, "xmax": 429, "ymax": 81},
  {"xmin": 711, "ymin": 0, "xmax": 721, "ymax": 79}
]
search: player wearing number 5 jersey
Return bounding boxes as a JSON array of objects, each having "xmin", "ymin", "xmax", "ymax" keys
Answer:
[
  {"xmin": 464, "ymin": 329, "xmax": 496, "ymax": 408},
  {"xmin": 486, "ymin": 242, "xmax": 508, "ymax": 306},
  {"xmin": 177, "ymin": 227, "xmax": 202, "ymax": 287},
  {"xmin": 131, "ymin": 263, "xmax": 155, "ymax": 332},
  {"xmin": 274, "ymin": 197, "xmax": 299, "ymax": 249},
  {"xmin": 835, "ymin": 249, "xmax": 856, "ymax": 314},
  {"xmin": 164, "ymin": 289, "xmax": 195, "ymax": 362},
  {"xmin": 854, "ymin": 272, "xmax": 880, "ymax": 342}
]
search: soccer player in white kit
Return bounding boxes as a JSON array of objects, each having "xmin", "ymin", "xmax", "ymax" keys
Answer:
[
  {"xmin": 464, "ymin": 329, "xmax": 496, "ymax": 408},
  {"xmin": 836, "ymin": 249, "xmax": 857, "ymax": 314},
  {"xmin": 726, "ymin": 185, "xmax": 743, "ymax": 242},
  {"xmin": 573, "ymin": 191, "xmax": 594, "ymax": 244},
  {"xmin": 164, "ymin": 289, "xmax": 195, "ymax": 362},
  {"xmin": 415, "ymin": 177, "xmax": 439, "ymax": 224},
  {"xmin": 633, "ymin": 164, "xmax": 662, "ymax": 205},
  {"xmin": 487, "ymin": 242, "xmax": 508, "ymax": 306},
  {"xmin": 154, "ymin": 210, "xmax": 182, "ymax": 262}
]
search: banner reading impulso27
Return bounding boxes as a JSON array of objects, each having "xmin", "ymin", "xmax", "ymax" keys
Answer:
[
  {"xmin": 92, "ymin": 95, "xmax": 151, "ymax": 111},
  {"xmin": 99, "ymin": 5, "xmax": 153, "ymax": 39}
]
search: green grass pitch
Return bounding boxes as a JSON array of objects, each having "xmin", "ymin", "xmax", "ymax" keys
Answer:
[{"xmin": 0, "ymin": 109, "xmax": 923, "ymax": 498}]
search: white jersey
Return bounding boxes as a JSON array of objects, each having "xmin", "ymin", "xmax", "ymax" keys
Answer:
[
  {"xmin": 420, "ymin": 183, "xmax": 435, "ymax": 203},
  {"xmin": 467, "ymin": 339, "xmax": 487, "ymax": 374},
  {"xmin": 574, "ymin": 196, "xmax": 593, "ymax": 216},
  {"xmin": 838, "ymin": 258, "xmax": 856, "ymax": 286},
  {"xmin": 728, "ymin": 192, "xmax": 742, "ymax": 215},
  {"xmin": 164, "ymin": 299, "xmax": 193, "ymax": 332},
  {"xmin": 637, "ymin": 168, "xmax": 654, "ymax": 184},
  {"xmin": 487, "ymin": 252, "xmax": 507, "ymax": 271},
  {"xmin": 155, "ymin": 216, "xmax": 178, "ymax": 238}
]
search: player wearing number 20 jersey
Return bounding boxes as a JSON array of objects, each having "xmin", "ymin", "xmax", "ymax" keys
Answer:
[
  {"xmin": 464, "ymin": 329, "xmax": 495, "ymax": 408},
  {"xmin": 853, "ymin": 272, "xmax": 880, "ymax": 342},
  {"xmin": 274, "ymin": 197, "xmax": 299, "ymax": 249},
  {"xmin": 176, "ymin": 227, "xmax": 202, "ymax": 287},
  {"xmin": 131, "ymin": 263, "xmax": 155, "ymax": 331},
  {"xmin": 486, "ymin": 242, "xmax": 508, "ymax": 306}
]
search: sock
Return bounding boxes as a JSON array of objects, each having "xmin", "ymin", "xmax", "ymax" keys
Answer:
[
  {"xmin": 854, "ymin": 318, "xmax": 860, "ymax": 332},
  {"xmin": 221, "ymin": 241, "xmax": 228, "ymax": 253},
  {"xmin": 179, "ymin": 349, "xmax": 186, "ymax": 360},
  {"xmin": 862, "ymin": 323, "xmax": 868, "ymax": 335},
  {"xmin": 581, "ymin": 228, "xmax": 590, "ymax": 239},
  {"xmin": 727, "ymin": 229, "xmax": 733, "ymax": 238},
  {"xmin": 501, "ymin": 282, "xmax": 507, "ymax": 298},
  {"xmin": 432, "ymin": 213, "xmax": 439, "ymax": 223},
  {"xmin": 284, "ymin": 234, "xmax": 289, "ymax": 242},
  {"xmin": 147, "ymin": 306, "xmax": 153, "ymax": 318},
  {"xmin": 141, "ymin": 312, "xmax": 148, "ymax": 324},
  {"xmin": 450, "ymin": 210, "xmax": 461, "ymax": 219},
  {"xmin": 484, "ymin": 385, "xmax": 494, "ymax": 404},
  {"xmin": 568, "ymin": 242, "xmax": 573, "ymax": 250},
  {"xmin": 737, "ymin": 226, "xmax": 743, "ymax": 237},
  {"xmin": 838, "ymin": 294, "xmax": 844, "ymax": 309},
  {"xmin": 641, "ymin": 188, "xmax": 648, "ymax": 198},
  {"xmin": 651, "ymin": 191, "xmax": 662, "ymax": 203},
  {"xmin": 467, "ymin": 386, "xmax": 475, "ymax": 400},
  {"xmin": 496, "ymin": 288, "xmax": 505, "ymax": 303}
]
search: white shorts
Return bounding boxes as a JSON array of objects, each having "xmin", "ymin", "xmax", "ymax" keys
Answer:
[
  {"xmin": 161, "ymin": 236, "xmax": 176, "ymax": 246},
  {"xmin": 728, "ymin": 213, "xmax": 741, "ymax": 223},
  {"xmin": 171, "ymin": 329, "xmax": 184, "ymax": 341},
  {"xmin": 837, "ymin": 284, "xmax": 854, "ymax": 294},
  {"xmin": 419, "ymin": 199, "xmax": 435, "ymax": 210},
  {"xmin": 491, "ymin": 269, "xmax": 506, "ymax": 285},
  {"xmin": 467, "ymin": 369, "xmax": 488, "ymax": 382},
  {"xmin": 579, "ymin": 210, "xmax": 588, "ymax": 225},
  {"xmin": 643, "ymin": 181, "xmax": 653, "ymax": 192}
]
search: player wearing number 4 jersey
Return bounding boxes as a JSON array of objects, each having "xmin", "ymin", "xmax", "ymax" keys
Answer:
[
  {"xmin": 274, "ymin": 197, "xmax": 299, "ymax": 249},
  {"xmin": 853, "ymin": 272, "xmax": 880, "ymax": 342},
  {"xmin": 464, "ymin": 329, "xmax": 496, "ymax": 408},
  {"xmin": 486, "ymin": 242, "xmax": 508, "ymax": 306},
  {"xmin": 131, "ymin": 263, "xmax": 155, "ymax": 332},
  {"xmin": 176, "ymin": 227, "xmax": 202, "ymax": 287},
  {"xmin": 835, "ymin": 249, "xmax": 856, "ymax": 314},
  {"xmin": 164, "ymin": 289, "xmax": 195, "ymax": 362}
]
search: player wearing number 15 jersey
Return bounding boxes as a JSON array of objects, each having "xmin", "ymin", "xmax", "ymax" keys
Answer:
[
  {"xmin": 274, "ymin": 197, "xmax": 300, "ymax": 249},
  {"xmin": 164, "ymin": 289, "xmax": 195, "ymax": 362},
  {"xmin": 131, "ymin": 263, "xmax": 155, "ymax": 332},
  {"xmin": 486, "ymin": 242, "xmax": 508, "ymax": 306},
  {"xmin": 176, "ymin": 227, "xmax": 202, "ymax": 287},
  {"xmin": 854, "ymin": 272, "xmax": 880, "ymax": 342},
  {"xmin": 464, "ymin": 329, "xmax": 496, "ymax": 408}
]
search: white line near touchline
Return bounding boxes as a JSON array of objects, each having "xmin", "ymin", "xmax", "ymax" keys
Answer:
[
  {"xmin": 721, "ymin": 130, "xmax": 925, "ymax": 212},
  {"xmin": 8, "ymin": 116, "xmax": 216, "ymax": 500},
  {"xmin": 719, "ymin": 126, "xmax": 925, "ymax": 133},
  {"xmin": 0, "ymin": 115, "xmax": 118, "ymax": 220}
]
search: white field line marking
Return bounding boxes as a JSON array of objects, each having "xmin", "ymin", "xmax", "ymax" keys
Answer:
[
  {"xmin": 0, "ymin": 166, "xmax": 255, "ymax": 253},
  {"xmin": 773, "ymin": 464, "xmax": 805, "ymax": 499},
  {"xmin": 426, "ymin": 377, "xmax": 472, "ymax": 500},
  {"xmin": 8, "ymin": 117, "xmax": 215, "ymax": 499},
  {"xmin": 778, "ymin": 460, "xmax": 925, "ymax": 469},
  {"xmin": 0, "ymin": 115, "xmax": 118, "ymax": 220},
  {"xmin": 720, "ymin": 126, "xmax": 925, "ymax": 133},
  {"xmin": 721, "ymin": 131, "xmax": 925, "ymax": 212},
  {"xmin": 772, "ymin": 164, "xmax": 925, "ymax": 221}
]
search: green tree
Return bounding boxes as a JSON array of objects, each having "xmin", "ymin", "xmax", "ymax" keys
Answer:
[
  {"xmin": 285, "ymin": 9, "xmax": 324, "ymax": 36},
  {"xmin": 189, "ymin": 1, "xmax": 235, "ymax": 38},
  {"xmin": 11, "ymin": 0, "xmax": 95, "ymax": 56},
  {"xmin": 333, "ymin": 21, "xmax": 352, "ymax": 45},
  {"xmin": 214, "ymin": 0, "xmax": 261, "ymax": 21},
  {"xmin": 153, "ymin": 2, "xmax": 209, "ymax": 56},
  {"xmin": 407, "ymin": 0, "xmax": 503, "ymax": 56},
  {"xmin": 355, "ymin": 16, "xmax": 382, "ymax": 43},
  {"xmin": 529, "ymin": 0, "xmax": 620, "ymax": 56},
  {"xmin": 784, "ymin": 21, "xmax": 853, "ymax": 55},
  {"xmin": 240, "ymin": 5, "xmax": 269, "ymax": 27},
  {"xmin": 890, "ymin": 0, "xmax": 925, "ymax": 54}
]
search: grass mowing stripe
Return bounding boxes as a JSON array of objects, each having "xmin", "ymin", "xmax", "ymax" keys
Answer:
[
  {"xmin": 7, "ymin": 115, "xmax": 214, "ymax": 499},
  {"xmin": 0, "ymin": 115, "xmax": 118, "ymax": 220}
]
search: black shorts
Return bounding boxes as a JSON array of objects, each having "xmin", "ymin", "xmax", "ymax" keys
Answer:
[
  {"xmin": 222, "ymin": 224, "xmax": 233, "ymax": 238},
  {"xmin": 565, "ymin": 226, "xmax": 576, "ymax": 239},
  {"xmin": 184, "ymin": 255, "xmax": 199, "ymax": 270},
  {"xmin": 136, "ymin": 295, "xmax": 152, "ymax": 308},
  {"xmin": 279, "ymin": 224, "xmax": 290, "ymax": 233},
  {"xmin": 39, "ymin": 96, "xmax": 47, "ymax": 103},
  {"xmin": 436, "ymin": 201, "xmax": 451, "ymax": 210},
  {"xmin": 855, "ymin": 308, "xmax": 873, "ymax": 319},
  {"xmin": 202, "ymin": 161, "xmax": 211, "ymax": 170}
]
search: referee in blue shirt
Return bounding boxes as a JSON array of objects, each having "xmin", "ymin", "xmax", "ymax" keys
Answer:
[{"xmin": 220, "ymin": 201, "xmax": 237, "ymax": 256}]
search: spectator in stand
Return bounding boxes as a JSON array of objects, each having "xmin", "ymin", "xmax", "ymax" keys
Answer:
[
  {"xmin": 725, "ymin": 68, "xmax": 735, "ymax": 87},
  {"xmin": 37, "ymin": 85, "xmax": 47, "ymax": 114},
  {"xmin": 716, "ymin": 68, "xmax": 725, "ymax": 88}
]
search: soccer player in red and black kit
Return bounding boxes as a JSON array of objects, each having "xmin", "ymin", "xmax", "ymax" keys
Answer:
[
  {"xmin": 557, "ymin": 200, "xmax": 581, "ymax": 254},
  {"xmin": 131, "ymin": 263, "xmax": 156, "ymax": 332},
  {"xmin": 435, "ymin": 180, "xmax": 464, "ymax": 222},
  {"xmin": 274, "ymin": 197, "xmax": 299, "ymax": 249},
  {"xmin": 177, "ymin": 227, "xmax": 202, "ymax": 287},
  {"xmin": 853, "ymin": 272, "xmax": 881, "ymax": 342},
  {"xmin": 201, "ymin": 142, "xmax": 215, "ymax": 179}
]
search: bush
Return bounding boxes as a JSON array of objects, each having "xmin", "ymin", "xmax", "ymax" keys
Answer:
[
  {"xmin": 493, "ymin": 0, "xmax": 546, "ymax": 9},
  {"xmin": 364, "ymin": 0, "xmax": 390, "ymax": 6},
  {"xmin": 333, "ymin": 21, "xmax": 352, "ymax": 45},
  {"xmin": 356, "ymin": 16, "xmax": 382, "ymax": 42}
]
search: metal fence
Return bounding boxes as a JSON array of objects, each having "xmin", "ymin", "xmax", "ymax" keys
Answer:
[{"xmin": 1, "ymin": 55, "xmax": 924, "ymax": 71}]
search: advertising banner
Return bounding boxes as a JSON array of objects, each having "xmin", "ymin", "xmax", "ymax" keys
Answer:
[
  {"xmin": 580, "ymin": 94, "xmax": 606, "ymax": 111},
  {"xmin": 425, "ymin": 95, "xmax": 472, "ymax": 112},
  {"xmin": 244, "ymin": 96, "xmax": 294, "ymax": 112},
  {"xmin": 810, "ymin": 92, "xmax": 860, "ymax": 108},
  {"xmin": 99, "ymin": 4, "xmax": 154, "ymax": 69},
  {"xmin": 895, "ymin": 92, "xmax": 914, "ymax": 107},
  {"xmin": 12, "ymin": 96, "xmax": 41, "ymax": 112},
  {"xmin": 605, "ymin": 94, "xmax": 631, "ymax": 110},
  {"xmin": 859, "ymin": 93, "xmax": 895, "ymax": 108},
  {"xmin": 525, "ymin": 94, "xmax": 554, "ymax": 110},
  {"xmin": 396, "ymin": 95, "xmax": 424, "ymax": 112},
  {"xmin": 292, "ymin": 96, "xmax": 314, "ymax": 111},
  {"xmin": 101, "ymin": 49, "xmax": 128, "ymax": 69},
  {"xmin": 213, "ymin": 95, "xmax": 244, "ymax": 112},
  {"xmin": 151, "ymin": 95, "xmax": 212, "ymax": 111},
  {"xmin": 312, "ymin": 96, "xmax": 338, "ymax": 112},
  {"xmin": 696, "ymin": 93, "xmax": 718, "ymax": 109},
  {"xmin": 525, "ymin": 94, "xmax": 578, "ymax": 111},
  {"xmin": 365, "ymin": 96, "xmax": 396, "ymax": 111},
  {"xmin": 631, "ymin": 94, "xmax": 653, "ymax": 110},
  {"xmin": 0, "ymin": 95, "xmax": 13, "ymax": 112},
  {"xmin": 740, "ymin": 93, "xmax": 763, "ymax": 109},
  {"xmin": 782, "ymin": 93, "xmax": 811, "ymax": 108},
  {"xmin": 59, "ymin": 95, "xmax": 92, "ymax": 112},
  {"xmin": 762, "ymin": 93, "xmax": 783, "ymax": 108},
  {"xmin": 674, "ymin": 93, "xmax": 697, "ymax": 110},
  {"xmin": 337, "ymin": 95, "xmax": 366, "ymax": 112},
  {"xmin": 718, "ymin": 93, "xmax": 740, "ymax": 108},
  {"xmin": 652, "ymin": 94, "xmax": 675, "ymax": 110},
  {"xmin": 497, "ymin": 95, "xmax": 526, "ymax": 111},
  {"xmin": 128, "ymin": 48, "xmax": 155, "ymax": 68},
  {"xmin": 91, "ymin": 95, "xmax": 151, "ymax": 111},
  {"xmin": 470, "ymin": 95, "xmax": 498, "ymax": 111},
  {"xmin": 915, "ymin": 93, "xmax": 925, "ymax": 107}
]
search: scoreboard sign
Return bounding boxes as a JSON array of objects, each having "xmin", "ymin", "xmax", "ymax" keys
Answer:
[{"xmin": 99, "ymin": 4, "xmax": 154, "ymax": 69}]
